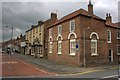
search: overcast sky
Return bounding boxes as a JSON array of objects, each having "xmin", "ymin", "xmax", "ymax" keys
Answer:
[{"xmin": 1, "ymin": 0, "xmax": 120, "ymax": 42}]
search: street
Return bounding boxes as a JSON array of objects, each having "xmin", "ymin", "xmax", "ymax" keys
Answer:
[
  {"xmin": 1, "ymin": 52, "xmax": 119, "ymax": 80},
  {"xmin": 1, "ymin": 52, "xmax": 56, "ymax": 78}
]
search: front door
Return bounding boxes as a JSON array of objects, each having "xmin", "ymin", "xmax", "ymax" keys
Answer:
[{"xmin": 109, "ymin": 50, "xmax": 113, "ymax": 62}]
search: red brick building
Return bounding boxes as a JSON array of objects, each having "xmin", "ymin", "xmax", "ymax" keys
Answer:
[{"xmin": 47, "ymin": 2, "xmax": 120, "ymax": 66}]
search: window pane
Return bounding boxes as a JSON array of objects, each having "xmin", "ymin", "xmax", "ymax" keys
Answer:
[
  {"xmin": 117, "ymin": 30, "xmax": 120, "ymax": 38},
  {"xmin": 58, "ymin": 42, "xmax": 61, "ymax": 53},
  {"xmin": 107, "ymin": 30, "xmax": 111, "ymax": 42},
  {"xmin": 118, "ymin": 46, "xmax": 120, "ymax": 53},
  {"xmin": 58, "ymin": 26, "xmax": 62, "ymax": 35},
  {"xmin": 49, "ymin": 43, "xmax": 52, "ymax": 53},
  {"xmin": 70, "ymin": 41, "xmax": 76, "ymax": 54},
  {"xmin": 70, "ymin": 21, "xmax": 75, "ymax": 32},
  {"xmin": 91, "ymin": 41, "xmax": 97, "ymax": 54}
]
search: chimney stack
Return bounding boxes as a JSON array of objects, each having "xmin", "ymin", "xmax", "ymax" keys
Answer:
[
  {"xmin": 38, "ymin": 21, "xmax": 44, "ymax": 25},
  {"xmin": 51, "ymin": 12, "xmax": 57, "ymax": 20},
  {"xmin": 106, "ymin": 13, "xmax": 112, "ymax": 22},
  {"xmin": 31, "ymin": 25, "xmax": 35, "ymax": 28},
  {"xmin": 88, "ymin": 0, "xmax": 93, "ymax": 15}
]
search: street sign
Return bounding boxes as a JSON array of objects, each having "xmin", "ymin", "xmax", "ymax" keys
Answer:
[{"xmin": 76, "ymin": 42, "xmax": 79, "ymax": 51}]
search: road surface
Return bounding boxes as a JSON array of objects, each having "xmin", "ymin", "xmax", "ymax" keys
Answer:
[{"xmin": 1, "ymin": 52, "xmax": 56, "ymax": 78}]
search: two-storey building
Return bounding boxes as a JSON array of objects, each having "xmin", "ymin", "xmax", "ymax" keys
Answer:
[{"xmin": 48, "ymin": 2, "xmax": 120, "ymax": 66}]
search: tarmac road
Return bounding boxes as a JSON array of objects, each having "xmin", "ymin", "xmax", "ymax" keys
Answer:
[{"xmin": 1, "ymin": 52, "xmax": 56, "ymax": 78}]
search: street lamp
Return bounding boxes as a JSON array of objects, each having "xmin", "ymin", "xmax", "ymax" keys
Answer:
[
  {"xmin": 5, "ymin": 26, "xmax": 21, "ymax": 54},
  {"xmin": 5, "ymin": 26, "xmax": 14, "ymax": 53},
  {"xmin": 83, "ymin": 27, "xmax": 89, "ymax": 67}
]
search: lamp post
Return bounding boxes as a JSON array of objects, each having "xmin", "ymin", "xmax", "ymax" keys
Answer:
[
  {"xmin": 6, "ymin": 26, "xmax": 14, "ymax": 53},
  {"xmin": 83, "ymin": 27, "xmax": 89, "ymax": 67}
]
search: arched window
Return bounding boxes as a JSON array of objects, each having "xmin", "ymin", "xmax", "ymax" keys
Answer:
[
  {"xmin": 49, "ymin": 38, "xmax": 52, "ymax": 53},
  {"xmin": 70, "ymin": 39, "xmax": 76, "ymax": 55},
  {"xmin": 90, "ymin": 32, "xmax": 99, "ymax": 56},
  {"xmin": 68, "ymin": 33, "xmax": 77, "ymax": 56},
  {"xmin": 57, "ymin": 36, "xmax": 62, "ymax": 54},
  {"xmin": 107, "ymin": 30, "xmax": 111, "ymax": 43}
]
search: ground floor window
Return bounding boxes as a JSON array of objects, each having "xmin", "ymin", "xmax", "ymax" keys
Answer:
[
  {"xmin": 91, "ymin": 40, "xmax": 97, "ymax": 56},
  {"xmin": 118, "ymin": 45, "xmax": 120, "ymax": 55},
  {"xmin": 70, "ymin": 39, "xmax": 76, "ymax": 55},
  {"xmin": 58, "ymin": 41, "xmax": 62, "ymax": 54},
  {"xmin": 49, "ymin": 42, "xmax": 52, "ymax": 53}
]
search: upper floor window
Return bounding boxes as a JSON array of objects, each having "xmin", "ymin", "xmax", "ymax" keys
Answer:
[
  {"xmin": 49, "ymin": 28, "xmax": 52, "ymax": 37},
  {"xmin": 70, "ymin": 20, "xmax": 75, "ymax": 32},
  {"xmin": 107, "ymin": 30, "xmax": 111, "ymax": 43},
  {"xmin": 117, "ymin": 29, "xmax": 120, "ymax": 39},
  {"xmin": 36, "ymin": 27, "xmax": 38, "ymax": 33},
  {"xmin": 58, "ymin": 25, "xmax": 62, "ymax": 35},
  {"xmin": 39, "ymin": 26, "xmax": 41, "ymax": 32}
]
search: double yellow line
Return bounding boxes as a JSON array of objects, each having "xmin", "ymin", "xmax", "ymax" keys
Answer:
[{"xmin": 60, "ymin": 66, "xmax": 118, "ymax": 76}]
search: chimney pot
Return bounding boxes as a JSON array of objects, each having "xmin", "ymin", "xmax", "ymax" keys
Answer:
[{"xmin": 106, "ymin": 13, "xmax": 112, "ymax": 22}]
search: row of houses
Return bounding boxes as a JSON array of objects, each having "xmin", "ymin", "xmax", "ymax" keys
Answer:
[{"xmin": 3, "ymin": 1, "xmax": 120, "ymax": 66}]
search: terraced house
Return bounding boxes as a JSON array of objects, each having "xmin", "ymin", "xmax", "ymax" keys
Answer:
[
  {"xmin": 48, "ymin": 2, "xmax": 120, "ymax": 66},
  {"xmin": 25, "ymin": 13, "xmax": 57, "ymax": 58},
  {"xmin": 25, "ymin": 21, "xmax": 44, "ymax": 58}
]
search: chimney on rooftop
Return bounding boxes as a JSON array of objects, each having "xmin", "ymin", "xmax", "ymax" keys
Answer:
[
  {"xmin": 88, "ymin": 0, "xmax": 93, "ymax": 15},
  {"xmin": 106, "ymin": 13, "xmax": 112, "ymax": 22},
  {"xmin": 51, "ymin": 12, "xmax": 57, "ymax": 19},
  {"xmin": 31, "ymin": 25, "xmax": 35, "ymax": 28},
  {"xmin": 38, "ymin": 21, "xmax": 44, "ymax": 25}
]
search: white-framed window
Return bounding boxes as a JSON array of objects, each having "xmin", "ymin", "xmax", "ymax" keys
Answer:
[
  {"xmin": 117, "ymin": 29, "xmax": 120, "ymax": 39},
  {"xmin": 49, "ymin": 42, "xmax": 52, "ymax": 53},
  {"xmin": 107, "ymin": 30, "xmax": 111, "ymax": 43},
  {"xmin": 58, "ymin": 25, "xmax": 62, "ymax": 35},
  {"xmin": 58, "ymin": 41, "xmax": 62, "ymax": 54},
  {"xmin": 70, "ymin": 39, "xmax": 76, "ymax": 56},
  {"xmin": 70, "ymin": 20, "xmax": 75, "ymax": 32},
  {"xmin": 117, "ymin": 45, "xmax": 120, "ymax": 55},
  {"xmin": 49, "ymin": 28, "xmax": 52, "ymax": 37},
  {"xmin": 91, "ymin": 40, "xmax": 97, "ymax": 56}
]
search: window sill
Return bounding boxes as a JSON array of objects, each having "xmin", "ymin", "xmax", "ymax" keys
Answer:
[
  {"xmin": 117, "ymin": 53, "xmax": 120, "ymax": 56},
  {"xmin": 69, "ymin": 53, "xmax": 76, "ymax": 56},
  {"xmin": 49, "ymin": 52, "xmax": 52, "ymax": 53},
  {"xmin": 107, "ymin": 41, "xmax": 111, "ymax": 43},
  {"xmin": 91, "ymin": 54, "xmax": 98, "ymax": 56},
  {"xmin": 57, "ymin": 52, "xmax": 62, "ymax": 55},
  {"xmin": 117, "ymin": 38, "xmax": 120, "ymax": 39}
]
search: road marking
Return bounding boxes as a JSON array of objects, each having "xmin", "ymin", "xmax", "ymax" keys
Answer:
[
  {"xmin": 101, "ymin": 75, "xmax": 118, "ymax": 79},
  {"xmin": 60, "ymin": 69, "xmax": 103, "ymax": 76},
  {"xmin": 93, "ymin": 75, "xmax": 118, "ymax": 80},
  {"xmin": 1, "ymin": 61, "xmax": 18, "ymax": 64},
  {"xmin": 60, "ymin": 65, "xmax": 118, "ymax": 76}
]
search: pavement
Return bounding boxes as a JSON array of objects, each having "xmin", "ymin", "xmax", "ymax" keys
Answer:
[{"xmin": 12, "ymin": 52, "xmax": 118, "ymax": 76}]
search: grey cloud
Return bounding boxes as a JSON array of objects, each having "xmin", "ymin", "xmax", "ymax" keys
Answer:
[{"xmin": 2, "ymin": 1, "xmax": 119, "ymax": 42}]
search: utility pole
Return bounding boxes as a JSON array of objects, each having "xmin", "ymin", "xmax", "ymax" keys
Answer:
[{"xmin": 83, "ymin": 29, "xmax": 86, "ymax": 67}]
